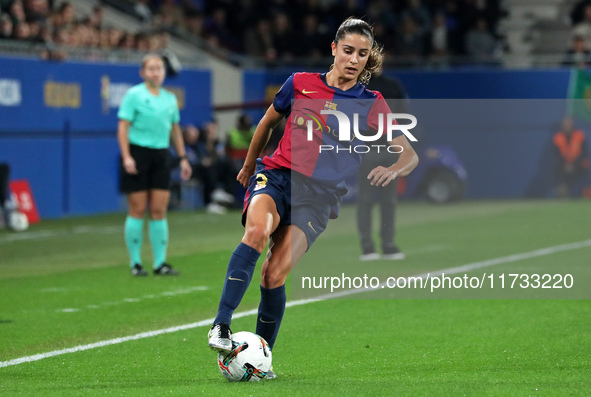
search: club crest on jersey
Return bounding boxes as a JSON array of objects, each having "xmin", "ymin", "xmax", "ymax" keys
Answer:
[
  {"xmin": 324, "ymin": 101, "xmax": 337, "ymax": 111},
  {"xmin": 254, "ymin": 173, "xmax": 268, "ymax": 191}
]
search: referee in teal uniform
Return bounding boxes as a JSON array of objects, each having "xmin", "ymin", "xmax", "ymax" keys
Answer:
[{"xmin": 117, "ymin": 54, "xmax": 192, "ymax": 276}]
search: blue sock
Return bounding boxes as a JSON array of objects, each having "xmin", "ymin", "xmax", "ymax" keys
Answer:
[
  {"xmin": 149, "ymin": 219, "xmax": 168, "ymax": 269},
  {"xmin": 256, "ymin": 284, "xmax": 286, "ymax": 350},
  {"xmin": 124, "ymin": 216, "xmax": 144, "ymax": 267},
  {"xmin": 214, "ymin": 243, "xmax": 260, "ymax": 325}
]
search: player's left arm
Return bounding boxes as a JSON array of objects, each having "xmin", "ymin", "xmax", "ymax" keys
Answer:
[
  {"xmin": 170, "ymin": 123, "xmax": 192, "ymax": 181},
  {"xmin": 367, "ymin": 134, "xmax": 419, "ymax": 187}
]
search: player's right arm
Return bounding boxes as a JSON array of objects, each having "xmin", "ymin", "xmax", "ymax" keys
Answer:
[
  {"xmin": 236, "ymin": 105, "xmax": 283, "ymax": 187},
  {"xmin": 117, "ymin": 88, "xmax": 137, "ymax": 175},
  {"xmin": 117, "ymin": 119, "xmax": 137, "ymax": 174}
]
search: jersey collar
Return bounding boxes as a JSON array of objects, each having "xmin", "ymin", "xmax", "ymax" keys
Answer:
[{"xmin": 320, "ymin": 73, "xmax": 364, "ymax": 97}]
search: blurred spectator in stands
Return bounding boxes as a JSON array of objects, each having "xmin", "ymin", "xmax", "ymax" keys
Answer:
[
  {"xmin": 157, "ymin": 0, "xmax": 184, "ymax": 27},
  {"xmin": 0, "ymin": 14, "xmax": 12, "ymax": 39},
  {"xmin": 244, "ymin": 18, "xmax": 276, "ymax": 60},
  {"xmin": 396, "ymin": 14, "xmax": 426, "ymax": 63},
  {"xmin": 570, "ymin": 0, "xmax": 591, "ymax": 25},
  {"xmin": 563, "ymin": 34, "xmax": 591, "ymax": 68},
  {"xmin": 135, "ymin": 32, "xmax": 150, "ymax": 51},
  {"xmin": 226, "ymin": 114, "xmax": 255, "ymax": 170},
  {"xmin": 13, "ymin": 21, "xmax": 31, "ymax": 40},
  {"xmin": 119, "ymin": 32, "xmax": 136, "ymax": 50},
  {"xmin": 204, "ymin": 7, "xmax": 236, "ymax": 51},
  {"xmin": 463, "ymin": 0, "xmax": 496, "ymax": 29},
  {"xmin": 573, "ymin": 5, "xmax": 591, "ymax": 50},
  {"xmin": 24, "ymin": 0, "xmax": 49, "ymax": 23},
  {"xmin": 184, "ymin": 11, "xmax": 203, "ymax": 37},
  {"xmin": 294, "ymin": 14, "xmax": 327, "ymax": 58},
  {"xmin": 442, "ymin": 0, "xmax": 463, "ymax": 55},
  {"xmin": 53, "ymin": 24, "xmax": 69, "ymax": 45},
  {"xmin": 133, "ymin": 0, "xmax": 152, "ymax": 23},
  {"xmin": 372, "ymin": 21, "xmax": 396, "ymax": 58},
  {"xmin": 403, "ymin": 0, "xmax": 431, "ymax": 35},
  {"xmin": 429, "ymin": 11, "xmax": 450, "ymax": 63},
  {"xmin": 367, "ymin": 0, "xmax": 396, "ymax": 28},
  {"xmin": 465, "ymin": 17, "xmax": 498, "ymax": 60},
  {"xmin": 8, "ymin": 0, "xmax": 26, "ymax": 25},
  {"xmin": 88, "ymin": 5, "xmax": 104, "ymax": 29},
  {"xmin": 54, "ymin": 2, "xmax": 75, "ymax": 30},
  {"xmin": 552, "ymin": 116, "xmax": 590, "ymax": 198},
  {"xmin": 108, "ymin": 28, "xmax": 124, "ymax": 48},
  {"xmin": 272, "ymin": 11, "xmax": 295, "ymax": 60}
]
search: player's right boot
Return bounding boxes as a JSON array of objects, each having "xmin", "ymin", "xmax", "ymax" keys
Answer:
[
  {"xmin": 265, "ymin": 367, "xmax": 277, "ymax": 379},
  {"xmin": 208, "ymin": 323, "xmax": 232, "ymax": 353}
]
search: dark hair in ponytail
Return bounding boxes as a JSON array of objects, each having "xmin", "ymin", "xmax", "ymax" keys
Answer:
[{"xmin": 333, "ymin": 17, "xmax": 383, "ymax": 85}]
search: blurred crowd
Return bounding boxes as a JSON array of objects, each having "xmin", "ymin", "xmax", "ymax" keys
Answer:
[
  {"xmin": 1, "ymin": 0, "xmax": 505, "ymax": 64},
  {"xmin": 0, "ymin": 0, "xmax": 168, "ymax": 60},
  {"xmin": 122, "ymin": 0, "xmax": 504, "ymax": 64}
]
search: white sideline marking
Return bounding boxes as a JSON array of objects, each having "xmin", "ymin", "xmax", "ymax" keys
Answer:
[
  {"xmin": 55, "ymin": 286, "xmax": 209, "ymax": 313},
  {"xmin": 0, "ymin": 226, "xmax": 121, "ymax": 243},
  {"xmin": 1, "ymin": 239, "xmax": 590, "ymax": 369}
]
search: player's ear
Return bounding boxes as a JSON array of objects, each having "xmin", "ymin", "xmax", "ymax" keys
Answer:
[{"xmin": 331, "ymin": 41, "xmax": 337, "ymax": 56}]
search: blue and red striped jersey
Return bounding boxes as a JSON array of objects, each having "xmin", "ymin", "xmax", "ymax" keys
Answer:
[{"xmin": 262, "ymin": 72, "xmax": 399, "ymax": 193}]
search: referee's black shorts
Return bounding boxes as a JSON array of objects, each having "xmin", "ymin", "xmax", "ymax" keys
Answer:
[{"xmin": 119, "ymin": 144, "xmax": 172, "ymax": 193}]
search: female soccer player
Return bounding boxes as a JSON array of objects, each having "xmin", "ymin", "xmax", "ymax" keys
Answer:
[
  {"xmin": 117, "ymin": 54, "xmax": 191, "ymax": 276},
  {"xmin": 208, "ymin": 18, "xmax": 419, "ymax": 374}
]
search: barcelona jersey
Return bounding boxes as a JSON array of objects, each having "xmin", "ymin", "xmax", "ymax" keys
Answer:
[{"xmin": 262, "ymin": 72, "xmax": 400, "ymax": 195}]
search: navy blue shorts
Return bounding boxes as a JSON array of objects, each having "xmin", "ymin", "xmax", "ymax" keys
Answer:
[{"xmin": 242, "ymin": 161, "xmax": 338, "ymax": 250}]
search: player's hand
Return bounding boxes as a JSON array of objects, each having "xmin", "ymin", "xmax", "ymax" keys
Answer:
[
  {"xmin": 237, "ymin": 164, "xmax": 255, "ymax": 188},
  {"xmin": 123, "ymin": 156, "xmax": 137, "ymax": 175},
  {"xmin": 180, "ymin": 159, "xmax": 192, "ymax": 181},
  {"xmin": 368, "ymin": 166, "xmax": 398, "ymax": 187}
]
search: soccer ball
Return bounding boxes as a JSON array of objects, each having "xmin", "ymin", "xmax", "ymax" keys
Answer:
[
  {"xmin": 8, "ymin": 211, "xmax": 28, "ymax": 232},
  {"xmin": 217, "ymin": 331, "xmax": 272, "ymax": 382}
]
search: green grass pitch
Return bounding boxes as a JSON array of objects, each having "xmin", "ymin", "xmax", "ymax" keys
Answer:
[{"xmin": 0, "ymin": 200, "xmax": 589, "ymax": 396}]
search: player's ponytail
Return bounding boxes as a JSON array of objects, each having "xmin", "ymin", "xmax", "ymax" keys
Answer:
[{"xmin": 333, "ymin": 17, "xmax": 384, "ymax": 85}]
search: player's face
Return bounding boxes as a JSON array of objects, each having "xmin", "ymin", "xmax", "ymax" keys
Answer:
[
  {"xmin": 141, "ymin": 58, "xmax": 166, "ymax": 87},
  {"xmin": 331, "ymin": 33, "xmax": 371, "ymax": 82}
]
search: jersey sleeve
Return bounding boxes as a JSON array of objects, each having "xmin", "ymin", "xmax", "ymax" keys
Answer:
[
  {"xmin": 368, "ymin": 91, "xmax": 402, "ymax": 139},
  {"xmin": 272, "ymin": 73, "xmax": 295, "ymax": 115},
  {"xmin": 117, "ymin": 88, "xmax": 136, "ymax": 121},
  {"xmin": 171, "ymin": 95, "xmax": 180, "ymax": 124}
]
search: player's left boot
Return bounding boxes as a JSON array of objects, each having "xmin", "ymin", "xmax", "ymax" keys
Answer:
[{"xmin": 153, "ymin": 263, "xmax": 179, "ymax": 275}]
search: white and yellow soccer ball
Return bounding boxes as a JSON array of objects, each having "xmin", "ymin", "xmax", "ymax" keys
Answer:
[{"xmin": 217, "ymin": 331, "xmax": 272, "ymax": 382}]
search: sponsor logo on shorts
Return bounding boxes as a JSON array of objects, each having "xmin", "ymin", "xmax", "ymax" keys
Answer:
[{"xmin": 254, "ymin": 173, "xmax": 268, "ymax": 191}]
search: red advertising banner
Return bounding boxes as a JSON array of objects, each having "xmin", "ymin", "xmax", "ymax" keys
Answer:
[{"xmin": 9, "ymin": 180, "xmax": 40, "ymax": 224}]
